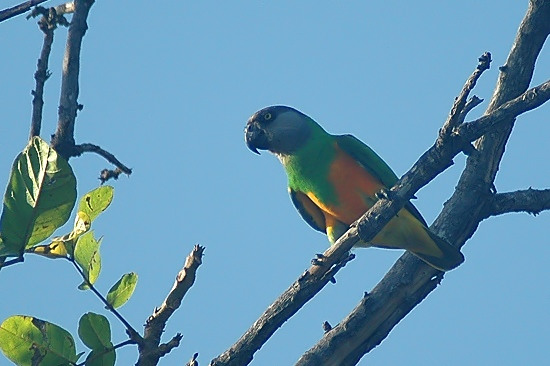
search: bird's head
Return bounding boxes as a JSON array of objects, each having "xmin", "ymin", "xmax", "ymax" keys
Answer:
[{"xmin": 244, "ymin": 105, "xmax": 313, "ymax": 155}]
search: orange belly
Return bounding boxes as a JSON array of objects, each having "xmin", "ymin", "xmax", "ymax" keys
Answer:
[{"xmin": 307, "ymin": 146, "xmax": 384, "ymax": 225}]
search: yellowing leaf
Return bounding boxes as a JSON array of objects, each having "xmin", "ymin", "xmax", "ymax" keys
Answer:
[
  {"xmin": 73, "ymin": 211, "xmax": 91, "ymax": 237},
  {"xmin": 28, "ymin": 239, "xmax": 70, "ymax": 259}
]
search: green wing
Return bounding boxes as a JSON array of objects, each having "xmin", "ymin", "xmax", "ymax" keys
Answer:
[
  {"xmin": 289, "ymin": 188, "xmax": 326, "ymax": 234},
  {"xmin": 335, "ymin": 134, "xmax": 428, "ymax": 226},
  {"xmin": 335, "ymin": 134, "xmax": 398, "ymax": 187}
]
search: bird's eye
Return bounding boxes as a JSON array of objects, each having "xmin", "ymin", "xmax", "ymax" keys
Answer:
[{"xmin": 263, "ymin": 112, "xmax": 272, "ymax": 121}]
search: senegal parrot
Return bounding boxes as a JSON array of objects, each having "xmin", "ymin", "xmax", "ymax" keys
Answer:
[{"xmin": 244, "ymin": 105, "xmax": 464, "ymax": 271}]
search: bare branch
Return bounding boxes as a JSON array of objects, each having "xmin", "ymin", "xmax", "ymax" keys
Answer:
[
  {"xmin": 482, "ymin": 188, "xmax": 550, "ymax": 218},
  {"xmin": 186, "ymin": 353, "xmax": 199, "ymax": 366},
  {"xmin": 52, "ymin": 2, "xmax": 75, "ymax": 16},
  {"xmin": 137, "ymin": 245, "xmax": 204, "ymax": 366},
  {"xmin": 156, "ymin": 333, "xmax": 184, "ymax": 358},
  {"xmin": 0, "ymin": 255, "xmax": 24, "ymax": 270},
  {"xmin": 29, "ymin": 7, "xmax": 60, "ymax": 138},
  {"xmin": 297, "ymin": 2, "xmax": 550, "ymax": 365},
  {"xmin": 51, "ymin": 0, "xmax": 94, "ymax": 159},
  {"xmin": 73, "ymin": 143, "xmax": 133, "ymax": 179},
  {"xmin": 456, "ymin": 96, "xmax": 484, "ymax": 155},
  {"xmin": 211, "ymin": 45, "xmax": 550, "ymax": 365},
  {"xmin": 99, "ymin": 168, "xmax": 124, "ymax": 184},
  {"xmin": 458, "ymin": 79, "xmax": 550, "ymax": 141},
  {"xmin": 457, "ymin": 95, "xmax": 483, "ymax": 125},
  {"xmin": 209, "ymin": 248, "xmax": 357, "ymax": 366},
  {"xmin": 0, "ymin": 0, "xmax": 48, "ymax": 23},
  {"xmin": 440, "ymin": 52, "xmax": 491, "ymax": 136}
]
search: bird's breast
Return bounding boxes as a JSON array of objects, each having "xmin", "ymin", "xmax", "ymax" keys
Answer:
[{"xmin": 307, "ymin": 146, "xmax": 384, "ymax": 225}]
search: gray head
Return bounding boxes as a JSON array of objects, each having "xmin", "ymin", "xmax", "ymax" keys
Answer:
[{"xmin": 244, "ymin": 105, "xmax": 313, "ymax": 155}]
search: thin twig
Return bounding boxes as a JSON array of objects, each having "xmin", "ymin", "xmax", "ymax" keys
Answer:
[
  {"xmin": 156, "ymin": 334, "xmax": 184, "ymax": 358},
  {"xmin": 29, "ymin": 8, "xmax": 56, "ymax": 138},
  {"xmin": 74, "ymin": 339, "xmax": 135, "ymax": 366},
  {"xmin": 51, "ymin": 0, "xmax": 95, "ymax": 159},
  {"xmin": 69, "ymin": 258, "xmax": 143, "ymax": 344},
  {"xmin": 457, "ymin": 79, "xmax": 550, "ymax": 141},
  {"xmin": 0, "ymin": 0, "xmax": 48, "ymax": 23},
  {"xmin": 99, "ymin": 168, "xmax": 124, "ymax": 184},
  {"xmin": 440, "ymin": 52, "xmax": 491, "ymax": 137},
  {"xmin": 482, "ymin": 188, "xmax": 550, "ymax": 218},
  {"xmin": 456, "ymin": 96, "xmax": 484, "ymax": 155},
  {"xmin": 0, "ymin": 256, "xmax": 24, "ymax": 270},
  {"xmin": 26, "ymin": 4, "xmax": 73, "ymax": 138},
  {"xmin": 137, "ymin": 245, "xmax": 204, "ymax": 366},
  {"xmin": 74, "ymin": 143, "xmax": 133, "ymax": 177},
  {"xmin": 457, "ymin": 95, "xmax": 483, "ymax": 125},
  {"xmin": 186, "ymin": 353, "xmax": 199, "ymax": 366}
]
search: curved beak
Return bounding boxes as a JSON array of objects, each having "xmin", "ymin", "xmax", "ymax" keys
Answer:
[{"xmin": 244, "ymin": 120, "xmax": 267, "ymax": 155}]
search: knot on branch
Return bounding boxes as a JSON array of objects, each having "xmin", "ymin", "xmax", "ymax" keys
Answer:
[
  {"xmin": 99, "ymin": 168, "xmax": 124, "ymax": 184},
  {"xmin": 477, "ymin": 52, "xmax": 492, "ymax": 71},
  {"xmin": 186, "ymin": 352, "xmax": 199, "ymax": 366},
  {"xmin": 522, "ymin": 87, "xmax": 538, "ymax": 102},
  {"xmin": 28, "ymin": 6, "xmax": 69, "ymax": 32},
  {"xmin": 33, "ymin": 67, "xmax": 51, "ymax": 85},
  {"xmin": 322, "ymin": 321, "xmax": 332, "ymax": 333}
]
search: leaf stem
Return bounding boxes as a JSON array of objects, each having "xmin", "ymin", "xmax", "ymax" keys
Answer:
[
  {"xmin": 68, "ymin": 258, "xmax": 144, "ymax": 344},
  {"xmin": 74, "ymin": 339, "xmax": 136, "ymax": 366}
]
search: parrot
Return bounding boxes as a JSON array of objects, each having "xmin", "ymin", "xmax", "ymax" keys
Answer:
[{"xmin": 244, "ymin": 105, "xmax": 464, "ymax": 271}]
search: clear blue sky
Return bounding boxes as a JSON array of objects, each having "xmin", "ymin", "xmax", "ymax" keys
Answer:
[{"xmin": 1, "ymin": 1, "xmax": 549, "ymax": 365}]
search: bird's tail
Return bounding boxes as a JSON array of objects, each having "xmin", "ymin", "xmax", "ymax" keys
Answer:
[{"xmin": 409, "ymin": 229, "xmax": 464, "ymax": 271}]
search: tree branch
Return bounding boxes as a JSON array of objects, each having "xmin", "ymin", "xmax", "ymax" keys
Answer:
[
  {"xmin": 440, "ymin": 52, "xmax": 491, "ymax": 136},
  {"xmin": 0, "ymin": 255, "xmax": 24, "ymax": 270},
  {"xmin": 458, "ymin": 78, "xmax": 550, "ymax": 141},
  {"xmin": 457, "ymin": 95, "xmax": 484, "ymax": 125},
  {"xmin": 186, "ymin": 353, "xmax": 199, "ymax": 366},
  {"xmin": 28, "ymin": 5, "xmax": 70, "ymax": 138},
  {"xmin": 297, "ymin": 1, "xmax": 550, "ymax": 364},
  {"xmin": 211, "ymin": 44, "xmax": 550, "ymax": 364},
  {"xmin": 51, "ymin": 0, "xmax": 94, "ymax": 159},
  {"xmin": 0, "ymin": 0, "xmax": 48, "ymax": 23},
  {"xmin": 137, "ymin": 245, "xmax": 204, "ymax": 366},
  {"xmin": 482, "ymin": 188, "xmax": 550, "ymax": 218},
  {"xmin": 73, "ymin": 143, "xmax": 133, "ymax": 181}
]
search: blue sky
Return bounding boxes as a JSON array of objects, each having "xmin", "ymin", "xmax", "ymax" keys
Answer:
[{"xmin": 1, "ymin": 1, "xmax": 549, "ymax": 365}]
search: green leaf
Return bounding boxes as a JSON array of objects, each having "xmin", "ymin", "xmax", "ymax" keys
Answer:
[
  {"xmin": 106, "ymin": 272, "xmax": 138, "ymax": 309},
  {"xmin": 74, "ymin": 231, "xmax": 102, "ymax": 290},
  {"xmin": 78, "ymin": 186, "xmax": 114, "ymax": 223},
  {"xmin": 0, "ymin": 315, "xmax": 78, "ymax": 365},
  {"xmin": 29, "ymin": 209, "xmax": 92, "ymax": 260},
  {"xmin": 85, "ymin": 347, "xmax": 115, "ymax": 366},
  {"xmin": 0, "ymin": 137, "xmax": 77, "ymax": 256},
  {"xmin": 78, "ymin": 313, "xmax": 115, "ymax": 366},
  {"xmin": 78, "ymin": 313, "xmax": 111, "ymax": 350}
]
